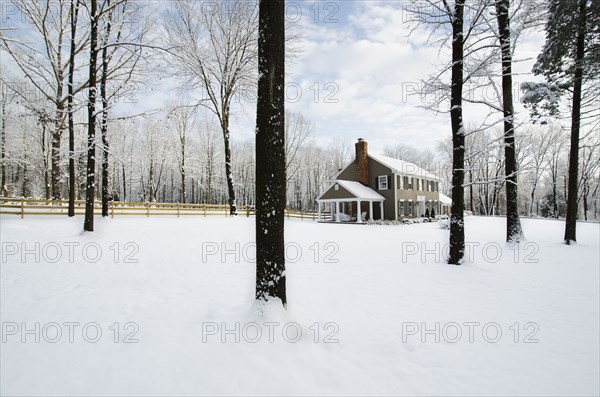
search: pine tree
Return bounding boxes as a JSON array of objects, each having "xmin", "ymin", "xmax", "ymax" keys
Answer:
[
  {"xmin": 534, "ymin": 0, "xmax": 599, "ymax": 244},
  {"xmin": 255, "ymin": 0, "xmax": 286, "ymax": 305}
]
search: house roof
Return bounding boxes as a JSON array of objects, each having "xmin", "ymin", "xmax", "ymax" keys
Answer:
[
  {"xmin": 369, "ymin": 153, "xmax": 439, "ymax": 181},
  {"xmin": 439, "ymin": 193, "xmax": 452, "ymax": 204},
  {"xmin": 317, "ymin": 180, "xmax": 385, "ymax": 201}
]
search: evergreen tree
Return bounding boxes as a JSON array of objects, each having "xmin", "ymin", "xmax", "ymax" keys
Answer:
[{"xmin": 533, "ymin": 0, "xmax": 599, "ymax": 244}]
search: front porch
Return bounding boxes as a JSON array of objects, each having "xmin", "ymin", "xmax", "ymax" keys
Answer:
[{"xmin": 316, "ymin": 180, "xmax": 385, "ymax": 224}]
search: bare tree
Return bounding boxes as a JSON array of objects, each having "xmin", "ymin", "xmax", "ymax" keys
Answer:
[
  {"xmin": 165, "ymin": 0, "xmax": 258, "ymax": 215},
  {"xmin": 168, "ymin": 103, "xmax": 197, "ymax": 203},
  {"xmin": 84, "ymin": 0, "xmax": 99, "ymax": 232},
  {"xmin": 1, "ymin": 0, "xmax": 90, "ymax": 201},
  {"xmin": 67, "ymin": 0, "xmax": 81, "ymax": 216},
  {"xmin": 285, "ymin": 110, "xmax": 312, "ymax": 182}
]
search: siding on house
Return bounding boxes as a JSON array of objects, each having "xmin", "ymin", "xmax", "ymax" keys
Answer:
[
  {"xmin": 319, "ymin": 183, "xmax": 356, "ymax": 200},
  {"xmin": 368, "ymin": 159, "xmax": 395, "ymax": 220}
]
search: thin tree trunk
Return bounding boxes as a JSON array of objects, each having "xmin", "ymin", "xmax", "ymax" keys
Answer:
[
  {"xmin": 496, "ymin": 0, "xmax": 524, "ymax": 242},
  {"xmin": 100, "ymin": 0, "xmax": 112, "ymax": 217},
  {"xmin": 51, "ymin": 94, "xmax": 64, "ymax": 200},
  {"xmin": 84, "ymin": 0, "xmax": 98, "ymax": 232},
  {"xmin": 564, "ymin": 0, "xmax": 587, "ymax": 244},
  {"xmin": 255, "ymin": 0, "xmax": 286, "ymax": 305},
  {"xmin": 122, "ymin": 164, "xmax": 126, "ymax": 202},
  {"xmin": 449, "ymin": 0, "xmax": 465, "ymax": 265},
  {"xmin": 1, "ymin": 99, "xmax": 7, "ymax": 196},
  {"xmin": 68, "ymin": 0, "xmax": 79, "ymax": 216}
]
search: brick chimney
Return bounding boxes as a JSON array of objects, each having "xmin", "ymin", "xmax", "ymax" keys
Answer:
[{"xmin": 355, "ymin": 138, "xmax": 368, "ymax": 186}]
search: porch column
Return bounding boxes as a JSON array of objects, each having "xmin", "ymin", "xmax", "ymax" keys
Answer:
[
  {"xmin": 356, "ymin": 200, "xmax": 362, "ymax": 223},
  {"xmin": 336, "ymin": 201, "xmax": 341, "ymax": 223},
  {"xmin": 369, "ymin": 201, "xmax": 374, "ymax": 221},
  {"xmin": 317, "ymin": 201, "xmax": 322, "ymax": 222},
  {"xmin": 380, "ymin": 201, "xmax": 384, "ymax": 220}
]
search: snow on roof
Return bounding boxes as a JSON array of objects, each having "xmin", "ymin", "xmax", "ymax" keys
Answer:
[
  {"xmin": 369, "ymin": 153, "xmax": 439, "ymax": 181},
  {"xmin": 318, "ymin": 180, "xmax": 385, "ymax": 201},
  {"xmin": 337, "ymin": 180, "xmax": 385, "ymax": 200},
  {"xmin": 439, "ymin": 193, "xmax": 452, "ymax": 204}
]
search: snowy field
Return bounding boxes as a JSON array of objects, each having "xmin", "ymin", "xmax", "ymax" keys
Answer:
[{"xmin": 1, "ymin": 215, "xmax": 599, "ymax": 396}]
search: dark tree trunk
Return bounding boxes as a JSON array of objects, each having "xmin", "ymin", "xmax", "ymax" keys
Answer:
[
  {"xmin": 449, "ymin": 0, "xmax": 465, "ymax": 265},
  {"xmin": 84, "ymin": 0, "xmax": 98, "ymax": 232},
  {"xmin": 122, "ymin": 164, "xmax": 126, "ymax": 202},
  {"xmin": 564, "ymin": 0, "xmax": 587, "ymax": 244},
  {"xmin": 100, "ymin": 0, "xmax": 112, "ymax": 217},
  {"xmin": 255, "ymin": 0, "xmax": 286, "ymax": 306},
  {"xmin": 221, "ymin": 113, "xmax": 236, "ymax": 215},
  {"xmin": 496, "ymin": 0, "xmax": 524, "ymax": 243},
  {"xmin": 68, "ymin": 0, "xmax": 79, "ymax": 216}
]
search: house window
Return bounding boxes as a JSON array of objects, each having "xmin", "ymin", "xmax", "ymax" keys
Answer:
[
  {"xmin": 397, "ymin": 175, "xmax": 403, "ymax": 190},
  {"xmin": 398, "ymin": 200, "xmax": 405, "ymax": 217},
  {"xmin": 406, "ymin": 177, "xmax": 412, "ymax": 190},
  {"xmin": 335, "ymin": 184, "xmax": 339, "ymax": 191},
  {"xmin": 378, "ymin": 175, "xmax": 388, "ymax": 190},
  {"xmin": 408, "ymin": 201, "xmax": 413, "ymax": 216},
  {"xmin": 418, "ymin": 179, "xmax": 423, "ymax": 191}
]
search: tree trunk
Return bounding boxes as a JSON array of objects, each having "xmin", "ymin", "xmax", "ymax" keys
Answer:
[
  {"xmin": 181, "ymin": 139, "xmax": 186, "ymax": 203},
  {"xmin": 449, "ymin": 0, "xmax": 465, "ymax": 265},
  {"xmin": 255, "ymin": 0, "xmax": 286, "ymax": 305},
  {"xmin": 1, "ymin": 98, "xmax": 7, "ymax": 196},
  {"xmin": 564, "ymin": 0, "xmax": 587, "ymax": 244},
  {"xmin": 122, "ymin": 164, "xmax": 126, "ymax": 202},
  {"xmin": 529, "ymin": 181, "xmax": 537, "ymax": 217},
  {"xmin": 221, "ymin": 113, "xmax": 236, "ymax": 215},
  {"xmin": 84, "ymin": 0, "xmax": 98, "ymax": 232},
  {"xmin": 468, "ymin": 170, "xmax": 474, "ymax": 213},
  {"xmin": 51, "ymin": 103, "xmax": 63, "ymax": 201},
  {"xmin": 100, "ymin": 1, "xmax": 112, "ymax": 217},
  {"xmin": 67, "ymin": 0, "xmax": 79, "ymax": 216},
  {"xmin": 496, "ymin": 0, "xmax": 524, "ymax": 243}
]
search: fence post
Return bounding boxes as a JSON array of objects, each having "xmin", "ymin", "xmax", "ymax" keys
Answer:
[
  {"xmin": 20, "ymin": 199, "xmax": 24, "ymax": 219},
  {"xmin": 203, "ymin": 203, "xmax": 206, "ymax": 217},
  {"xmin": 146, "ymin": 202, "xmax": 149, "ymax": 217},
  {"xmin": 111, "ymin": 201, "xmax": 114, "ymax": 218},
  {"xmin": 177, "ymin": 203, "xmax": 180, "ymax": 217}
]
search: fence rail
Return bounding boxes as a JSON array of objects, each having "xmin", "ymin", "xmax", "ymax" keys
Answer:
[{"xmin": 0, "ymin": 197, "xmax": 325, "ymax": 220}]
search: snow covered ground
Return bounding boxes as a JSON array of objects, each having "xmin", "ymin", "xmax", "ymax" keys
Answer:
[{"xmin": 1, "ymin": 215, "xmax": 599, "ymax": 396}]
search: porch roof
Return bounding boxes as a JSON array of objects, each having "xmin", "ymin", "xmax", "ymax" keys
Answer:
[{"xmin": 317, "ymin": 180, "xmax": 385, "ymax": 202}]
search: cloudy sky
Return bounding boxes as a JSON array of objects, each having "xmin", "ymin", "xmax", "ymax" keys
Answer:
[{"xmin": 131, "ymin": 0, "xmax": 547, "ymax": 155}]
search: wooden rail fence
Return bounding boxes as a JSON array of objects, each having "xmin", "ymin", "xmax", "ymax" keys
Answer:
[{"xmin": 0, "ymin": 197, "xmax": 324, "ymax": 220}]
